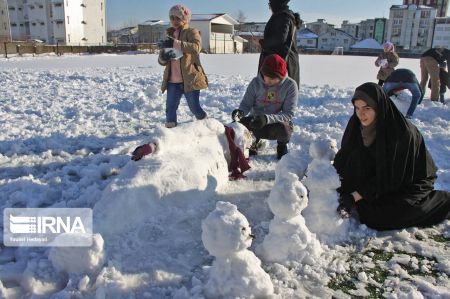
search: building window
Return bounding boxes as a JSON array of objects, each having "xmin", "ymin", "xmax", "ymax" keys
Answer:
[
  {"xmin": 18, "ymin": 7, "xmax": 22, "ymax": 11},
  {"xmin": 32, "ymin": 22, "xmax": 36, "ymax": 26},
  {"xmin": 40, "ymin": 22, "xmax": 45, "ymax": 26},
  {"xmin": 11, "ymin": 23, "xmax": 17, "ymax": 27},
  {"xmin": 55, "ymin": 3, "xmax": 62, "ymax": 7},
  {"xmin": 67, "ymin": 16, "xmax": 69, "ymax": 24},
  {"xmin": 101, "ymin": 2, "xmax": 103, "ymax": 10},
  {"xmin": 20, "ymin": 23, "xmax": 23, "ymax": 27},
  {"xmin": 39, "ymin": 5, "xmax": 43, "ymax": 8},
  {"xmin": 68, "ymin": 34, "xmax": 70, "ymax": 42},
  {"xmin": 56, "ymin": 20, "xmax": 63, "ymax": 24},
  {"xmin": 9, "ymin": 7, "xmax": 15, "ymax": 10},
  {"xmin": 30, "ymin": 5, "xmax": 35, "ymax": 9},
  {"xmin": 101, "ymin": 19, "xmax": 103, "ymax": 26}
]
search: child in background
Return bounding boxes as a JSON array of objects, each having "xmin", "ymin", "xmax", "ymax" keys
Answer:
[
  {"xmin": 158, "ymin": 4, "xmax": 208, "ymax": 128},
  {"xmin": 375, "ymin": 42, "xmax": 399, "ymax": 86}
]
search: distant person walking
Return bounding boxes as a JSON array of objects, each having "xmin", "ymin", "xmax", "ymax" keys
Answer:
[
  {"xmin": 374, "ymin": 42, "xmax": 399, "ymax": 86},
  {"xmin": 420, "ymin": 47, "xmax": 450, "ymax": 102},
  {"xmin": 258, "ymin": 0, "xmax": 301, "ymax": 89}
]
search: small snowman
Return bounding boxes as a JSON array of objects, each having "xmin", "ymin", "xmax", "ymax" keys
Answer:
[
  {"xmin": 302, "ymin": 138, "xmax": 350, "ymax": 243},
  {"xmin": 259, "ymin": 163, "xmax": 322, "ymax": 264},
  {"xmin": 202, "ymin": 201, "xmax": 274, "ymax": 298}
]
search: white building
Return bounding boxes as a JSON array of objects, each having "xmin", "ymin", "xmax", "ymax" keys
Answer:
[
  {"xmin": 0, "ymin": 0, "xmax": 11, "ymax": 41},
  {"xmin": 306, "ymin": 19, "xmax": 334, "ymax": 35},
  {"xmin": 190, "ymin": 13, "xmax": 241, "ymax": 54},
  {"xmin": 341, "ymin": 20, "xmax": 359, "ymax": 40},
  {"xmin": 6, "ymin": 0, "xmax": 106, "ymax": 45},
  {"xmin": 138, "ymin": 20, "xmax": 169, "ymax": 43},
  {"xmin": 433, "ymin": 17, "xmax": 450, "ymax": 48},
  {"xmin": 386, "ymin": 4, "xmax": 437, "ymax": 52},
  {"xmin": 317, "ymin": 28, "xmax": 358, "ymax": 51}
]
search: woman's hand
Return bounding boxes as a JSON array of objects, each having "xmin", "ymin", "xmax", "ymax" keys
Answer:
[{"xmin": 351, "ymin": 191, "xmax": 363, "ymax": 202}]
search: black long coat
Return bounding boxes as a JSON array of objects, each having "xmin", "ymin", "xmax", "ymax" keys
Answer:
[
  {"xmin": 334, "ymin": 83, "xmax": 450, "ymax": 230},
  {"xmin": 258, "ymin": 9, "xmax": 300, "ymax": 88}
]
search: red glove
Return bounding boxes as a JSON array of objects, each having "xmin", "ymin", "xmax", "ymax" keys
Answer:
[{"xmin": 131, "ymin": 143, "xmax": 156, "ymax": 161}]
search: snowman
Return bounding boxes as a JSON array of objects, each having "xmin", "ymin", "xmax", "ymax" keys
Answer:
[
  {"xmin": 201, "ymin": 201, "xmax": 274, "ymax": 298},
  {"xmin": 302, "ymin": 138, "xmax": 350, "ymax": 243},
  {"xmin": 258, "ymin": 159, "xmax": 322, "ymax": 264}
]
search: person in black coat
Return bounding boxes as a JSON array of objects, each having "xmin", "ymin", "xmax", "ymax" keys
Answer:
[
  {"xmin": 258, "ymin": 0, "xmax": 301, "ymax": 89},
  {"xmin": 334, "ymin": 82, "xmax": 450, "ymax": 231}
]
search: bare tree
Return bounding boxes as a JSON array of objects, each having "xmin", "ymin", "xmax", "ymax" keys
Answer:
[{"xmin": 234, "ymin": 10, "xmax": 247, "ymax": 32}]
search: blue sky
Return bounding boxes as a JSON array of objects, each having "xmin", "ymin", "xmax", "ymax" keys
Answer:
[{"xmin": 107, "ymin": 0, "xmax": 402, "ymax": 29}]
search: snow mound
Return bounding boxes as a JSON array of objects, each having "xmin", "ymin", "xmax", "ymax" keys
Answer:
[{"xmin": 93, "ymin": 119, "xmax": 230, "ymax": 237}]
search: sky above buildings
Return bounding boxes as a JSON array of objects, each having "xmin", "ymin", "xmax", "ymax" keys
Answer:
[{"xmin": 106, "ymin": 0, "xmax": 403, "ymax": 29}]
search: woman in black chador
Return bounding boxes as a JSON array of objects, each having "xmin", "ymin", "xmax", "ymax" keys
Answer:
[
  {"xmin": 334, "ymin": 82, "xmax": 450, "ymax": 231},
  {"xmin": 258, "ymin": 0, "xmax": 301, "ymax": 88}
]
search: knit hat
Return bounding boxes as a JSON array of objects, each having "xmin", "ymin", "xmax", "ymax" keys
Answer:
[
  {"xmin": 169, "ymin": 4, "xmax": 192, "ymax": 23},
  {"xmin": 260, "ymin": 54, "xmax": 287, "ymax": 79},
  {"xmin": 383, "ymin": 42, "xmax": 394, "ymax": 52}
]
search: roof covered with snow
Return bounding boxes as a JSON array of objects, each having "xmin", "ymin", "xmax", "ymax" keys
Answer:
[
  {"xmin": 351, "ymin": 38, "xmax": 383, "ymax": 49},
  {"xmin": 298, "ymin": 28, "xmax": 319, "ymax": 39}
]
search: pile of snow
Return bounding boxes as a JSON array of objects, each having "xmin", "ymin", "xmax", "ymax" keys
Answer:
[
  {"xmin": 0, "ymin": 54, "xmax": 448, "ymax": 298},
  {"xmin": 351, "ymin": 38, "xmax": 383, "ymax": 50},
  {"xmin": 93, "ymin": 119, "xmax": 229, "ymax": 237},
  {"xmin": 202, "ymin": 201, "xmax": 274, "ymax": 298}
]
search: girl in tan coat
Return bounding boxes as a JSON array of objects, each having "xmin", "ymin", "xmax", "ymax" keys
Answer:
[
  {"xmin": 158, "ymin": 4, "xmax": 208, "ymax": 128},
  {"xmin": 375, "ymin": 42, "xmax": 399, "ymax": 86}
]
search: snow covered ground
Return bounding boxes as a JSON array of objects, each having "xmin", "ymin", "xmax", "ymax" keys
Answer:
[{"xmin": 0, "ymin": 53, "xmax": 449, "ymax": 298}]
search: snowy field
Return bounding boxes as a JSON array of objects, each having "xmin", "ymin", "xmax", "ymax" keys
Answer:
[{"xmin": 0, "ymin": 53, "xmax": 449, "ymax": 298}]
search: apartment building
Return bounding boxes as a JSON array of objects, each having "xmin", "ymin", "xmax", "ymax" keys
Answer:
[
  {"xmin": 7, "ymin": 0, "xmax": 106, "ymax": 45},
  {"xmin": 403, "ymin": 0, "xmax": 448, "ymax": 17},
  {"xmin": 306, "ymin": 19, "xmax": 334, "ymax": 35},
  {"xmin": 317, "ymin": 28, "xmax": 358, "ymax": 51},
  {"xmin": 433, "ymin": 17, "xmax": 450, "ymax": 48},
  {"xmin": 0, "ymin": 0, "xmax": 11, "ymax": 41},
  {"xmin": 386, "ymin": 5, "xmax": 437, "ymax": 52},
  {"xmin": 340, "ymin": 20, "xmax": 359, "ymax": 39}
]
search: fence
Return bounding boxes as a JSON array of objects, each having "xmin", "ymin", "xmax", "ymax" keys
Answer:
[{"xmin": 1, "ymin": 42, "xmax": 159, "ymax": 58}]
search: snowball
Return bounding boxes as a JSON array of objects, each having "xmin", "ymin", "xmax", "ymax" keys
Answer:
[{"xmin": 48, "ymin": 234, "xmax": 104, "ymax": 275}]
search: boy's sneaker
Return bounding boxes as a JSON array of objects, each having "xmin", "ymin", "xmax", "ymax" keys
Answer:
[
  {"xmin": 276, "ymin": 142, "xmax": 288, "ymax": 160},
  {"xmin": 165, "ymin": 122, "xmax": 177, "ymax": 128}
]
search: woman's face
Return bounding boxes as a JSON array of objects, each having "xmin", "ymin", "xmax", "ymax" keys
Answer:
[
  {"xmin": 170, "ymin": 15, "xmax": 185, "ymax": 29},
  {"xmin": 354, "ymin": 99, "xmax": 377, "ymax": 127}
]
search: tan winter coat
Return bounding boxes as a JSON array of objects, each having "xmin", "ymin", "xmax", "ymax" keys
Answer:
[
  {"xmin": 375, "ymin": 51, "xmax": 399, "ymax": 81},
  {"xmin": 159, "ymin": 25, "xmax": 208, "ymax": 93}
]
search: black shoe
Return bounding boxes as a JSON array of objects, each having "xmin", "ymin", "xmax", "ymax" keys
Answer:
[
  {"xmin": 276, "ymin": 142, "xmax": 288, "ymax": 160},
  {"xmin": 249, "ymin": 139, "xmax": 261, "ymax": 156}
]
